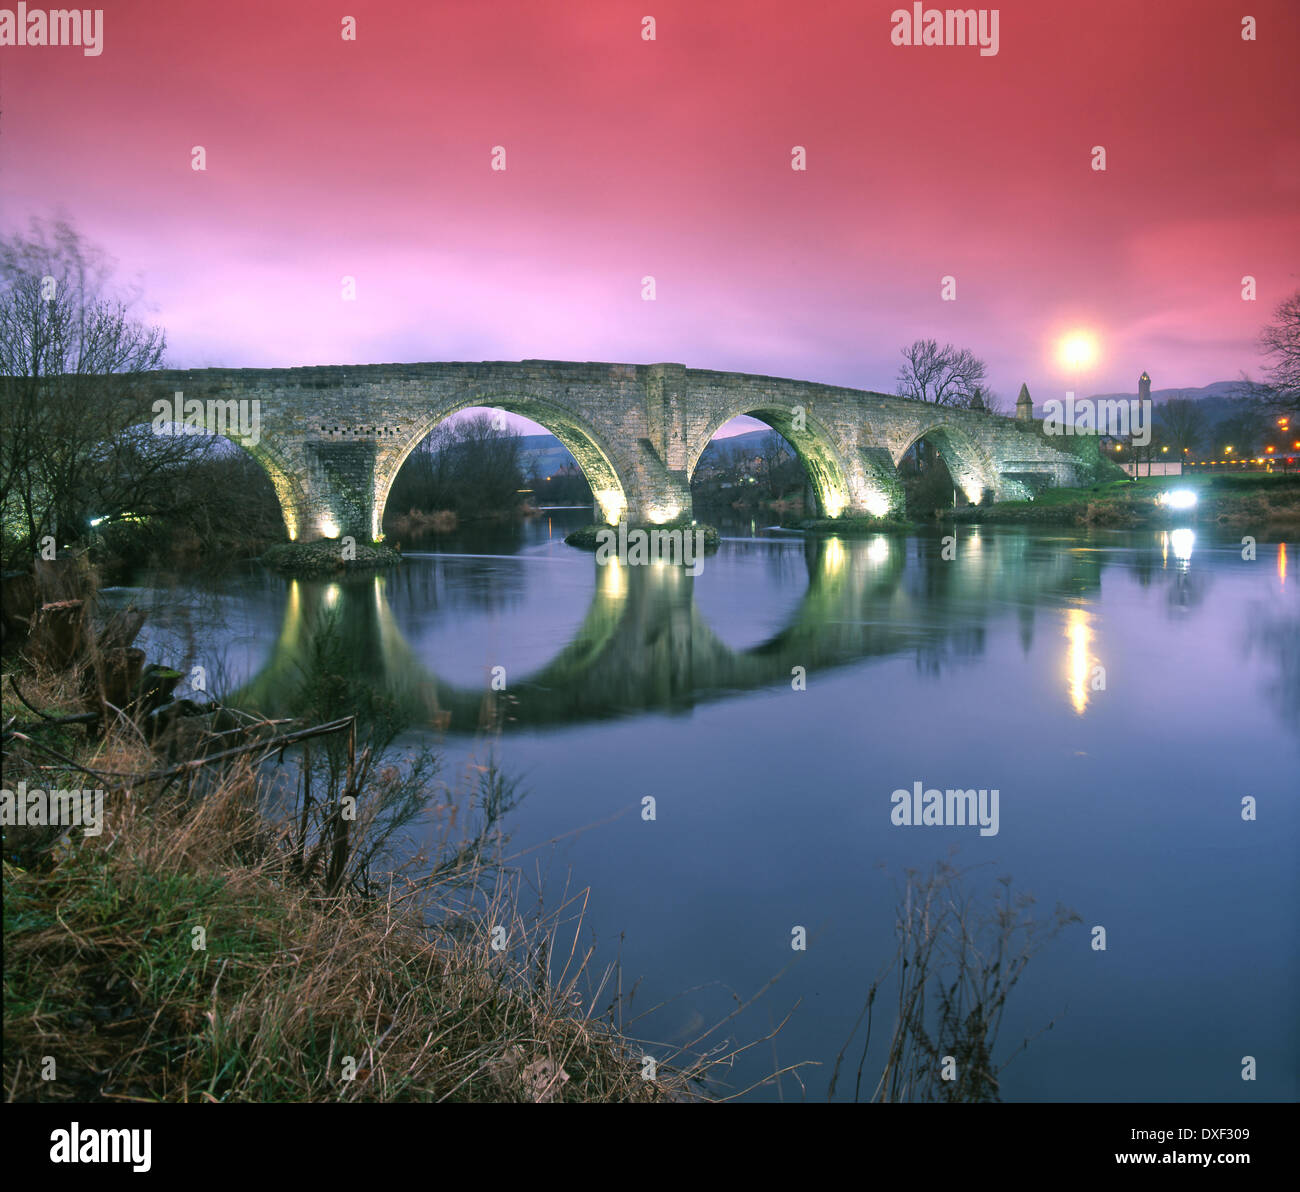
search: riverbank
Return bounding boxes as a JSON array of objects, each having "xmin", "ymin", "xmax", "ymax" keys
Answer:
[
  {"xmin": 949, "ymin": 473, "xmax": 1300, "ymax": 529},
  {"xmin": 0, "ymin": 660, "xmax": 703, "ymax": 1102}
]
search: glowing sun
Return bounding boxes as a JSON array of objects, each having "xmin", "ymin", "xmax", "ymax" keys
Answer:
[{"xmin": 1058, "ymin": 331, "xmax": 1099, "ymax": 372}]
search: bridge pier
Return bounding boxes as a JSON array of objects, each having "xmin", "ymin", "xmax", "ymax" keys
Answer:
[
  {"xmin": 624, "ymin": 438, "xmax": 694, "ymax": 524},
  {"xmin": 295, "ymin": 439, "xmax": 383, "ymax": 540},
  {"xmin": 847, "ymin": 447, "xmax": 908, "ymax": 518}
]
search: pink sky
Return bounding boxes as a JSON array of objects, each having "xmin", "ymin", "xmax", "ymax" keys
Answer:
[{"xmin": 3, "ymin": 0, "xmax": 1298, "ymax": 416}]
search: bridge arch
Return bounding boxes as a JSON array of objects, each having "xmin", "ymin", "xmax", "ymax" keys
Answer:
[
  {"xmin": 894, "ymin": 420, "xmax": 1000, "ymax": 506},
  {"xmin": 374, "ymin": 393, "xmax": 632, "ymax": 537},
  {"xmin": 687, "ymin": 403, "xmax": 854, "ymax": 519}
]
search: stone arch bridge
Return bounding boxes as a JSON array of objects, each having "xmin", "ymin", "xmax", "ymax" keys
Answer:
[{"xmin": 128, "ymin": 360, "xmax": 1101, "ymax": 540}]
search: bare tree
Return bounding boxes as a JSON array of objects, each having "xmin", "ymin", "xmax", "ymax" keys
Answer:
[
  {"xmin": 760, "ymin": 431, "xmax": 794, "ymax": 498},
  {"xmin": 450, "ymin": 412, "xmax": 525, "ymax": 516},
  {"xmin": 1154, "ymin": 394, "xmax": 1208, "ymax": 458},
  {"xmin": 895, "ymin": 339, "xmax": 989, "ymax": 408},
  {"xmin": 0, "ymin": 217, "xmax": 208, "ymax": 561},
  {"xmin": 1258, "ymin": 289, "xmax": 1300, "ymax": 415},
  {"xmin": 1212, "ymin": 400, "xmax": 1271, "ymax": 460}
]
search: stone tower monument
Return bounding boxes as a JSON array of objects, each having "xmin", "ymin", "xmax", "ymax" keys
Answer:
[
  {"xmin": 1016, "ymin": 383, "xmax": 1034, "ymax": 421},
  {"xmin": 1139, "ymin": 371, "xmax": 1151, "ymax": 403}
]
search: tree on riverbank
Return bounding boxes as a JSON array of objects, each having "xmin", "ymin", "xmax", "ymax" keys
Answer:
[
  {"xmin": 1153, "ymin": 394, "xmax": 1209, "ymax": 457},
  {"xmin": 527, "ymin": 464, "xmax": 592, "ymax": 507},
  {"xmin": 1257, "ymin": 289, "xmax": 1300, "ymax": 417},
  {"xmin": 898, "ymin": 445, "xmax": 959, "ymax": 516},
  {"xmin": 691, "ymin": 432, "xmax": 807, "ymax": 513},
  {"xmin": 0, "ymin": 219, "xmax": 286, "ymax": 568},
  {"xmin": 0, "ymin": 220, "xmax": 192, "ymax": 562},
  {"xmin": 384, "ymin": 413, "xmax": 526, "ymax": 526}
]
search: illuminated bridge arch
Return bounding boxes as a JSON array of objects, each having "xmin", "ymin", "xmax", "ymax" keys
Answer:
[
  {"xmin": 894, "ymin": 421, "xmax": 1001, "ymax": 506},
  {"xmin": 374, "ymin": 393, "xmax": 632, "ymax": 536},
  {"xmin": 687, "ymin": 403, "xmax": 855, "ymax": 519}
]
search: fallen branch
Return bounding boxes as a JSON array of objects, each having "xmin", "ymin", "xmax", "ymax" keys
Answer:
[
  {"xmin": 6, "ymin": 673, "xmax": 97, "ymax": 725},
  {"xmin": 4, "ymin": 715, "xmax": 357, "ymax": 787},
  {"xmin": 4, "ymin": 713, "xmax": 99, "ymax": 730}
]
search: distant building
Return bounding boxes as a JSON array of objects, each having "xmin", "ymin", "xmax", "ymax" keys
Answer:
[
  {"xmin": 1016, "ymin": 383, "xmax": 1033, "ymax": 422},
  {"xmin": 1139, "ymin": 371, "xmax": 1151, "ymax": 404}
]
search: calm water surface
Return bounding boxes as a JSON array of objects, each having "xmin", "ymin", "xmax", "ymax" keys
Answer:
[{"xmin": 110, "ymin": 510, "xmax": 1299, "ymax": 1101}]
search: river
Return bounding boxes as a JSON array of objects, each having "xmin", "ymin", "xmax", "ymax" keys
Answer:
[{"xmin": 105, "ymin": 509, "xmax": 1299, "ymax": 1102}]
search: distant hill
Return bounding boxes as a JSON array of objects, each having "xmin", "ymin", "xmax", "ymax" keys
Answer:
[
  {"xmin": 518, "ymin": 433, "xmax": 577, "ymax": 478},
  {"xmin": 1082, "ymin": 380, "xmax": 1251, "ymax": 405},
  {"xmin": 694, "ymin": 429, "xmax": 788, "ymax": 470},
  {"xmin": 1026, "ymin": 381, "xmax": 1257, "ymax": 424}
]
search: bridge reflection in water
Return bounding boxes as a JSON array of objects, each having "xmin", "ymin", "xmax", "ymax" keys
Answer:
[{"xmin": 232, "ymin": 530, "xmax": 1107, "ymax": 732}]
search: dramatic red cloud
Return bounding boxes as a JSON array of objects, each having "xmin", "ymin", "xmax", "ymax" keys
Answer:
[{"xmin": 2, "ymin": 0, "xmax": 1298, "ymax": 406}]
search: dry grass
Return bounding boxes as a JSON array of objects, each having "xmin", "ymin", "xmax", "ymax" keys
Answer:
[
  {"xmin": 384, "ymin": 509, "xmax": 458, "ymax": 538},
  {"xmin": 2, "ymin": 665, "xmax": 725, "ymax": 1103},
  {"xmin": 1205, "ymin": 489, "xmax": 1300, "ymax": 527}
]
